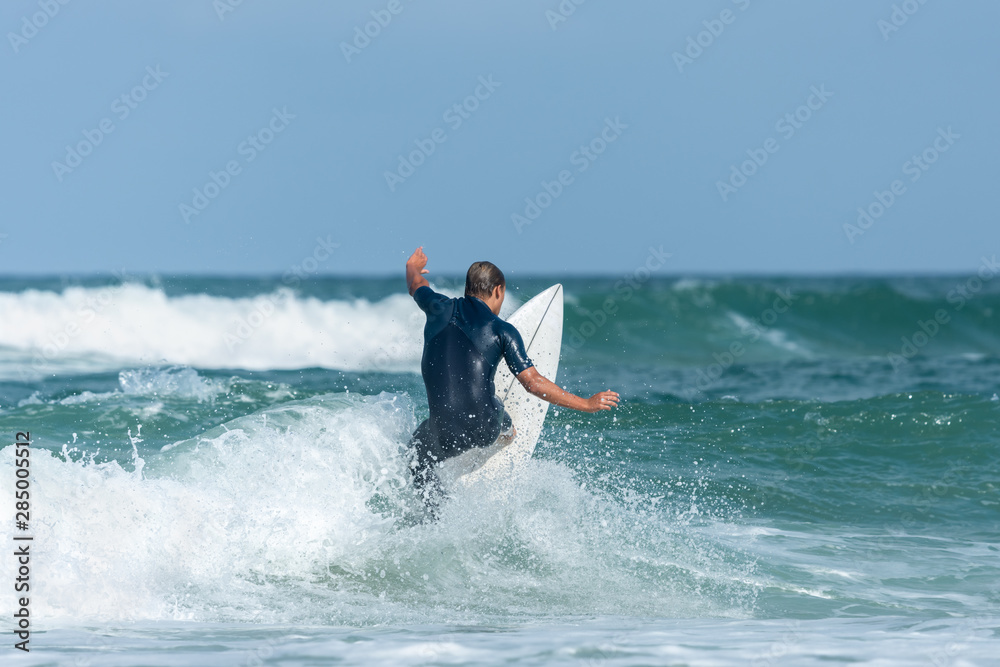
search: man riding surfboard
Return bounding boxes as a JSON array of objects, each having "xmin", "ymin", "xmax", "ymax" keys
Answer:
[{"xmin": 405, "ymin": 246, "xmax": 620, "ymax": 507}]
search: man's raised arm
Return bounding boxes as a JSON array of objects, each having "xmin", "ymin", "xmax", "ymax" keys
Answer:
[
  {"xmin": 516, "ymin": 367, "xmax": 619, "ymax": 413},
  {"xmin": 406, "ymin": 246, "xmax": 431, "ymax": 296}
]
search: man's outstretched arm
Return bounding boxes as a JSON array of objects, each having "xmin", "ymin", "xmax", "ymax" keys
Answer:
[
  {"xmin": 516, "ymin": 367, "xmax": 619, "ymax": 413},
  {"xmin": 406, "ymin": 246, "xmax": 430, "ymax": 296}
]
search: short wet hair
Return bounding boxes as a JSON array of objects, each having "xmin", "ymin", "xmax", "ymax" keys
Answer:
[{"xmin": 465, "ymin": 261, "xmax": 505, "ymax": 299}]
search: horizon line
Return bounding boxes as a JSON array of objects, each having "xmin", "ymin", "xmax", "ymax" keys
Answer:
[{"xmin": 0, "ymin": 269, "xmax": 990, "ymax": 280}]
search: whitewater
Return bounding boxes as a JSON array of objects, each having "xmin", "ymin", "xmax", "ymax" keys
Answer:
[{"xmin": 1, "ymin": 276, "xmax": 998, "ymax": 665}]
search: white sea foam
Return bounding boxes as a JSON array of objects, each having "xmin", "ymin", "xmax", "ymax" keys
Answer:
[
  {"xmin": 118, "ymin": 366, "xmax": 225, "ymax": 401},
  {"xmin": 13, "ymin": 366, "xmax": 225, "ymax": 408},
  {"xmin": 9, "ymin": 617, "xmax": 1000, "ymax": 666},
  {"xmin": 0, "ymin": 284, "xmax": 426, "ymax": 377},
  {"xmin": 0, "ymin": 392, "xmax": 756, "ymax": 626}
]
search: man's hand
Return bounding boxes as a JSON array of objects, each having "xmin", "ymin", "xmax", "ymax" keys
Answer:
[
  {"xmin": 584, "ymin": 391, "xmax": 620, "ymax": 413},
  {"xmin": 406, "ymin": 246, "xmax": 430, "ymax": 295},
  {"xmin": 408, "ymin": 246, "xmax": 429, "ymax": 274}
]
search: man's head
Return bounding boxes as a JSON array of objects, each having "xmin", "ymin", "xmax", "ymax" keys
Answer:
[{"xmin": 465, "ymin": 261, "xmax": 505, "ymax": 315}]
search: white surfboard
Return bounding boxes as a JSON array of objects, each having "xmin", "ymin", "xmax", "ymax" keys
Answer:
[{"xmin": 437, "ymin": 284, "xmax": 563, "ymax": 487}]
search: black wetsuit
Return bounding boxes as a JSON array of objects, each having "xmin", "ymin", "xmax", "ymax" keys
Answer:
[{"xmin": 409, "ymin": 285, "xmax": 534, "ymax": 495}]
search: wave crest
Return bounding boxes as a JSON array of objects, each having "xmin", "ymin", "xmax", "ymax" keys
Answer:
[{"xmin": 0, "ymin": 284, "xmax": 424, "ymax": 377}]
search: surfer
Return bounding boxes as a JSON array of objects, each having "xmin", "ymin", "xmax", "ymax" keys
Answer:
[{"xmin": 406, "ymin": 246, "xmax": 619, "ymax": 508}]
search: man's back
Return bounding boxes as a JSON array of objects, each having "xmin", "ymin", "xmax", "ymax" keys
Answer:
[{"xmin": 413, "ymin": 285, "xmax": 533, "ymax": 457}]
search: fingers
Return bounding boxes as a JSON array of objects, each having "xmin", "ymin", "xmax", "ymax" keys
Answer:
[
  {"xmin": 592, "ymin": 390, "xmax": 620, "ymax": 411},
  {"xmin": 600, "ymin": 391, "xmax": 620, "ymax": 409},
  {"xmin": 408, "ymin": 247, "xmax": 428, "ymax": 267}
]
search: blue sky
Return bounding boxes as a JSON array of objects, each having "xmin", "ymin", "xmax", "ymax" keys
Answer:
[{"xmin": 1, "ymin": 0, "xmax": 997, "ymax": 276}]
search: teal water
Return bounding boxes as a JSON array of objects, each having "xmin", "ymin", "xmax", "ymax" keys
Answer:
[{"xmin": 1, "ymin": 276, "xmax": 998, "ymax": 664}]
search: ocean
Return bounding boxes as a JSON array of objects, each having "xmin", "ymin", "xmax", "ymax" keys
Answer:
[{"xmin": 1, "ymin": 274, "xmax": 998, "ymax": 665}]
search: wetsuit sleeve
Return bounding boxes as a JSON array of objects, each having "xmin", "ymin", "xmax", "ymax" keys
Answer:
[
  {"xmin": 499, "ymin": 322, "xmax": 534, "ymax": 376},
  {"xmin": 413, "ymin": 285, "xmax": 450, "ymax": 315}
]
